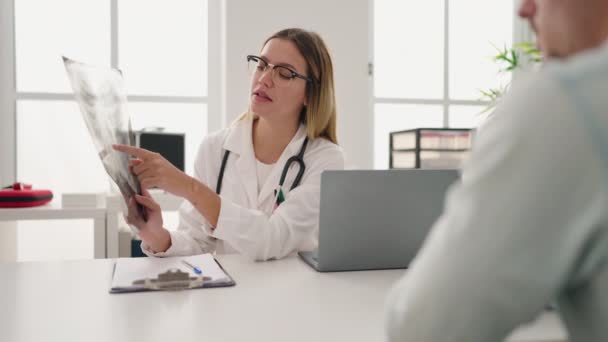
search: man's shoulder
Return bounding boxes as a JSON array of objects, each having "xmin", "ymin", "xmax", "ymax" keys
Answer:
[
  {"xmin": 490, "ymin": 70, "xmax": 568, "ymax": 127},
  {"xmin": 546, "ymin": 44, "xmax": 608, "ymax": 83},
  {"xmin": 508, "ymin": 45, "xmax": 608, "ymax": 127},
  {"xmin": 476, "ymin": 67, "xmax": 581, "ymax": 154},
  {"xmin": 505, "ymin": 44, "xmax": 608, "ymax": 111}
]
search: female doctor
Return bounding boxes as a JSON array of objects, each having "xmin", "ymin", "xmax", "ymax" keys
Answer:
[{"xmin": 114, "ymin": 28, "xmax": 344, "ymax": 261}]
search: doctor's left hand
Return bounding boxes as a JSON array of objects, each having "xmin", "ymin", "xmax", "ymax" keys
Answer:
[
  {"xmin": 126, "ymin": 187, "xmax": 172, "ymax": 253},
  {"xmin": 113, "ymin": 144, "xmax": 194, "ymax": 198}
]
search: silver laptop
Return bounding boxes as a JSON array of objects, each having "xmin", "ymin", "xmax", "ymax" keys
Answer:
[{"xmin": 299, "ymin": 169, "xmax": 459, "ymax": 272}]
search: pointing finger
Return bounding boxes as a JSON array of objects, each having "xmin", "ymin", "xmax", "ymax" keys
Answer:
[{"xmin": 113, "ymin": 144, "xmax": 155, "ymax": 160}]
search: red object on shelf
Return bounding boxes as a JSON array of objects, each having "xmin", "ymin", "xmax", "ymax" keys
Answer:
[{"xmin": 0, "ymin": 183, "xmax": 53, "ymax": 208}]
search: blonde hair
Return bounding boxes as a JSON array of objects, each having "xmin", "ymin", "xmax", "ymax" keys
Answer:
[{"xmin": 240, "ymin": 28, "xmax": 338, "ymax": 144}]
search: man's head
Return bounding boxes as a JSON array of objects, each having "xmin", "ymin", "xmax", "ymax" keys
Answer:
[{"xmin": 518, "ymin": 0, "xmax": 608, "ymax": 59}]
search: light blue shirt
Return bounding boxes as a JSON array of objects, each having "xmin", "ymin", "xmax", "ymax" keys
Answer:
[{"xmin": 386, "ymin": 43, "xmax": 608, "ymax": 342}]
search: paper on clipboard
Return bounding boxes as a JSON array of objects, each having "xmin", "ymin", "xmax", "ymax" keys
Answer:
[{"xmin": 110, "ymin": 253, "xmax": 235, "ymax": 293}]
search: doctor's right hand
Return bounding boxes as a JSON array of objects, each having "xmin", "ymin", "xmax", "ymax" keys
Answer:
[{"xmin": 126, "ymin": 188, "xmax": 172, "ymax": 253}]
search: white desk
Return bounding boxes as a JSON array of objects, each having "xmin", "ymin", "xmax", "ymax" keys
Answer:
[
  {"xmin": 0, "ymin": 204, "xmax": 106, "ymax": 258},
  {"xmin": 0, "ymin": 255, "xmax": 567, "ymax": 342}
]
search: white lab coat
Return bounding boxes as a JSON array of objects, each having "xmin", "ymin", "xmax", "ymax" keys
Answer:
[
  {"xmin": 142, "ymin": 117, "xmax": 344, "ymax": 261},
  {"xmin": 386, "ymin": 43, "xmax": 608, "ymax": 341}
]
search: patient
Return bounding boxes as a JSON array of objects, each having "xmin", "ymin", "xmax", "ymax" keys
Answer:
[{"xmin": 386, "ymin": 0, "xmax": 608, "ymax": 341}]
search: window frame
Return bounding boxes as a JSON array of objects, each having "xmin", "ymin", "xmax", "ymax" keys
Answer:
[
  {"xmin": 370, "ymin": 0, "xmax": 532, "ymax": 168},
  {"xmin": 0, "ymin": 0, "xmax": 16, "ymax": 187}
]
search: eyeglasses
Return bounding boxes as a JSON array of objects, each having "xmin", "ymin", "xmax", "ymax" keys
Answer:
[{"xmin": 247, "ymin": 55, "xmax": 313, "ymax": 87}]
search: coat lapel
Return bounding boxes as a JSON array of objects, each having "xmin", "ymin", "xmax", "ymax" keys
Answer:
[{"xmin": 222, "ymin": 119, "xmax": 258, "ymax": 207}]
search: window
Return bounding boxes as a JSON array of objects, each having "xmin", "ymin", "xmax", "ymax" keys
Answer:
[
  {"xmin": 373, "ymin": 0, "xmax": 515, "ymax": 169},
  {"xmin": 12, "ymin": 0, "xmax": 211, "ymax": 260},
  {"xmin": 15, "ymin": 0, "xmax": 209, "ymax": 191}
]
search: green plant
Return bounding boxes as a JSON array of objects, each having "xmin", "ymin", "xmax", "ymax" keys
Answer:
[{"xmin": 480, "ymin": 42, "xmax": 542, "ymax": 111}]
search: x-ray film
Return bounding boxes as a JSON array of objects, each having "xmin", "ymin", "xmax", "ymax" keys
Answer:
[{"xmin": 63, "ymin": 56, "xmax": 147, "ymax": 222}]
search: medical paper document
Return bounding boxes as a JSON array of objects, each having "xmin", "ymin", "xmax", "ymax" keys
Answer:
[{"xmin": 63, "ymin": 57, "xmax": 146, "ymax": 220}]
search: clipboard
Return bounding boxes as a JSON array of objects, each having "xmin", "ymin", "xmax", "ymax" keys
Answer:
[{"xmin": 109, "ymin": 253, "xmax": 235, "ymax": 294}]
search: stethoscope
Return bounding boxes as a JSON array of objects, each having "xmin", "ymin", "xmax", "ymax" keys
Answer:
[{"xmin": 215, "ymin": 137, "xmax": 309, "ymax": 199}]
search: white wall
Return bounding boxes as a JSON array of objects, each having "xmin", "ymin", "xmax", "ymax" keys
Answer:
[{"xmin": 222, "ymin": 0, "xmax": 373, "ymax": 169}]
